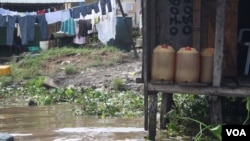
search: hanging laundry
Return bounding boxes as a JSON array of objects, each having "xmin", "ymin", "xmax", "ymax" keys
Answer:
[
  {"xmin": 16, "ymin": 12, "xmax": 26, "ymax": 17},
  {"xmin": 17, "ymin": 15, "xmax": 36, "ymax": 45},
  {"xmin": 17, "ymin": 23, "xmax": 21, "ymax": 37},
  {"xmin": 61, "ymin": 10, "xmax": 71, "ymax": 22},
  {"xmin": 79, "ymin": 5, "xmax": 90, "ymax": 17},
  {"xmin": 73, "ymin": 20, "xmax": 86, "ymax": 45},
  {"xmin": 0, "ymin": 8, "xmax": 9, "ymax": 16},
  {"xmin": 0, "ymin": 15, "xmax": 6, "ymax": 27},
  {"xmin": 84, "ymin": 7, "xmax": 101, "ymax": 34},
  {"xmin": 45, "ymin": 10, "xmax": 63, "ymax": 24},
  {"xmin": 6, "ymin": 15, "xmax": 17, "ymax": 46},
  {"xmin": 85, "ymin": 4, "xmax": 93, "ymax": 15},
  {"xmin": 60, "ymin": 18, "xmax": 75, "ymax": 36},
  {"xmin": 47, "ymin": 7, "xmax": 57, "ymax": 13},
  {"xmin": 90, "ymin": 2, "xmax": 100, "ymax": 13},
  {"xmin": 8, "ymin": 11, "xmax": 18, "ymax": 16},
  {"xmin": 96, "ymin": 0, "xmax": 116, "ymax": 44},
  {"xmin": 26, "ymin": 12, "xmax": 37, "ymax": 16},
  {"xmin": 71, "ymin": 6, "xmax": 81, "ymax": 19},
  {"xmin": 37, "ymin": 9, "xmax": 46, "ymax": 15},
  {"xmin": 100, "ymin": 0, "xmax": 112, "ymax": 15},
  {"xmin": 36, "ymin": 14, "xmax": 48, "ymax": 40},
  {"xmin": 78, "ymin": 19, "xmax": 92, "ymax": 37}
]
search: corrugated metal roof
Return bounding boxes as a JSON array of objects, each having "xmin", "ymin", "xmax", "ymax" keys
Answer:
[{"xmin": 0, "ymin": 0, "xmax": 84, "ymax": 3}]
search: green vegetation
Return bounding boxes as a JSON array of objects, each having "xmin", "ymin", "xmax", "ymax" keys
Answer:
[
  {"xmin": 25, "ymin": 76, "xmax": 45, "ymax": 87},
  {"xmin": 5, "ymin": 46, "xmax": 125, "ymax": 85},
  {"xmin": 166, "ymin": 110, "xmax": 222, "ymax": 141},
  {"xmin": 64, "ymin": 65, "xmax": 79, "ymax": 75},
  {"xmin": 0, "ymin": 45, "xmax": 143, "ymax": 118},
  {"xmin": 0, "ymin": 75, "xmax": 13, "ymax": 87},
  {"xmin": 0, "ymin": 85, "xmax": 144, "ymax": 118},
  {"xmin": 4, "ymin": 43, "xmax": 249, "ymax": 140},
  {"xmin": 111, "ymin": 78, "xmax": 126, "ymax": 91},
  {"xmin": 165, "ymin": 97, "xmax": 250, "ymax": 141}
]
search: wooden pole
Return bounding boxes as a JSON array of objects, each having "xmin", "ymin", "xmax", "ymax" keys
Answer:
[
  {"xmin": 147, "ymin": 0, "xmax": 157, "ymax": 138},
  {"xmin": 148, "ymin": 93, "xmax": 158, "ymax": 141},
  {"xmin": 143, "ymin": 0, "xmax": 148, "ymax": 131},
  {"xmin": 160, "ymin": 93, "xmax": 173, "ymax": 129},
  {"xmin": 211, "ymin": 0, "xmax": 226, "ymax": 125},
  {"xmin": 143, "ymin": 0, "xmax": 157, "ymax": 139}
]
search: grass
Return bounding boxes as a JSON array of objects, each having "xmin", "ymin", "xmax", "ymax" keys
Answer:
[
  {"xmin": 90, "ymin": 56, "xmax": 102, "ymax": 67},
  {"xmin": 64, "ymin": 65, "xmax": 79, "ymax": 75},
  {"xmin": 0, "ymin": 44, "xmax": 144, "ymax": 118},
  {"xmin": 5, "ymin": 45, "xmax": 126, "ymax": 86},
  {"xmin": 0, "ymin": 75, "xmax": 13, "ymax": 87},
  {"xmin": 111, "ymin": 78, "xmax": 126, "ymax": 91}
]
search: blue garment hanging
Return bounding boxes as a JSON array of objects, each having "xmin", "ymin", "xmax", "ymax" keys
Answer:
[{"xmin": 60, "ymin": 18, "xmax": 75, "ymax": 36}]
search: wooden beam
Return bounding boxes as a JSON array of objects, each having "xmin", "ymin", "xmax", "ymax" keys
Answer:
[
  {"xmin": 148, "ymin": 83, "xmax": 250, "ymax": 97},
  {"xmin": 211, "ymin": 0, "xmax": 226, "ymax": 126}
]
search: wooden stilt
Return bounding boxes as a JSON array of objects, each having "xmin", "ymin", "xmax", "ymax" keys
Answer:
[
  {"xmin": 160, "ymin": 93, "xmax": 173, "ymax": 129},
  {"xmin": 148, "ymin": 93, "xmax": 158, "ymax": 141}
]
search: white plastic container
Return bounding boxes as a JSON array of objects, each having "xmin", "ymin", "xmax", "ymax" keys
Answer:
[{"xmin": 39, "ymin": 41, "xmax": 49, "ymax": 51}]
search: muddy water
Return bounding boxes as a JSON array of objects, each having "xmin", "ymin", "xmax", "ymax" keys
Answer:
[{"xmin": 0, "ymin": 98, "xmax": 147, "ymax": 141}]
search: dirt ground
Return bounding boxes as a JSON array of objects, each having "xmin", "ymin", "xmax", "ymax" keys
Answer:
[{"xmin": 42, "ymin": 49, "xmax": 144, "ymax": 93}]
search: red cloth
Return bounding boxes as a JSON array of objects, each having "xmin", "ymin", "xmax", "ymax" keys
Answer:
[{"xmin": 37, "ymin": 9, "xmax": 46, "ymax": 14}]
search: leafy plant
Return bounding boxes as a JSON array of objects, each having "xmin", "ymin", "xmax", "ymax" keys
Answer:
[
  {"xmin": 166, "ymin": 97, "xmax": 250, "ymax": 141},
  {"xmin": 171, "ymin": 94, "xmax": 210, "ymax": 134},
  {"xmin": 0, "ymin": 84, "xmax": 144, "ymax": 118},
  {"xmin": 167, "ymin": 110, "xmax": 222, "ymax": 141},
  {"xmin": 243, "ymin": 97, "xmax": 250, "ymax": 124},
  {"xmin": 25, "ymin": 76, "xmax": 45, "ymax": 87}
]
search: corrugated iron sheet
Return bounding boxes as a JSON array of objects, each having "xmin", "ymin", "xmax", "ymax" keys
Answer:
[{"xmin": 0, "ymin": 0, "xmax": 83, "ymax": 3}]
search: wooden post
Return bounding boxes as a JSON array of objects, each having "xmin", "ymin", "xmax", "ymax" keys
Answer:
[
  {"xmin": 142, "ymin": 0, "xmax": 149, "ymax": 131},
  {"xmin": 160, "ymin": 93, "xmax": 173, "ymax": 129},
  {"xmin": 143, "ymin": 0, "xmax": 157, "ymax": 133},
  {"xmin": 211, "ymin": 0, "xmax": 226, "ymax": 125},
  {"xmin": 148, "ymin": 93, "xmax": 158, "ymax": 141}
]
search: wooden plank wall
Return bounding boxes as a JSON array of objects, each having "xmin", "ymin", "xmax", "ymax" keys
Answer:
[
  {"xmin": 201, "ymin": 0, "xmax": 239, "ymax": 77},
  {"xmin": 157, "ymin": 0, "xmax": 193, "ymax": 51},
  {"xmin": 223, "ymin": 0, "xmax": 238, "ymax": 77},
  {"xmin": 192, "ymin": 0, "xmax": 201, "ymax": 51}
]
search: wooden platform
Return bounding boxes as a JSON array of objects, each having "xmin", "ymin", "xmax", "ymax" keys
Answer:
[{"xmin": 147, "ymin": 76, "xmax": 250, "ymax": 97}]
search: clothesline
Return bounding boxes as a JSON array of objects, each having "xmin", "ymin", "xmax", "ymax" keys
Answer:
[
  {"xmin": 0, "ymin": 0, "xmax": 116, "ymax": 46},
  {"xmin": 0, "ymin": 0, "xmax": 112, "ymax": 24}
]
